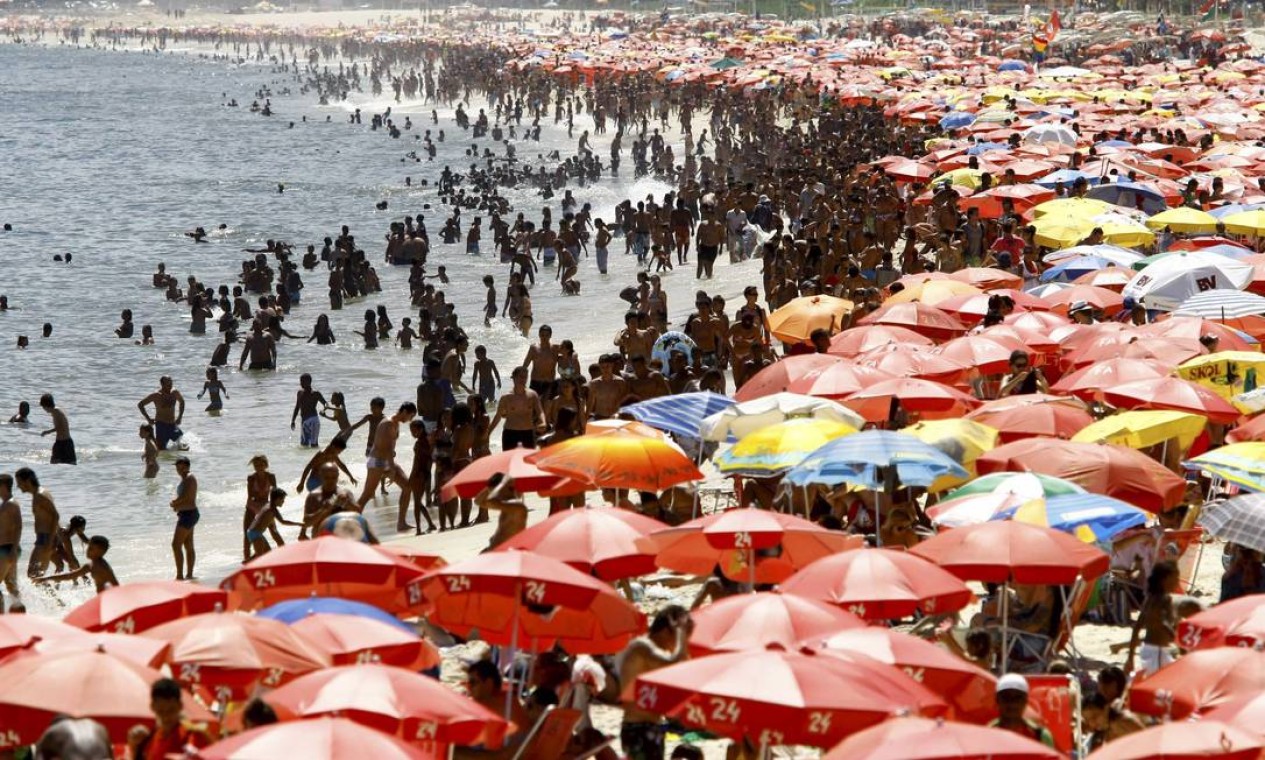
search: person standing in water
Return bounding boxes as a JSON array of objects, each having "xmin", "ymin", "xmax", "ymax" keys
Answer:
[
  {"xmin": 197, "ymin": 368, "xmax": 228, "ymax": 413},
  {"xmin": 357, "ymin": 402, "xmax": 417, "ymax": 532},
  {"xmin": 138, "ymin": 376, "xmax": 187, "ymax": 451},
  {"xmin": 39, "ymin": 394, "xmax": 76, "ymax": 465},
  {"xmin": 0, "ymin": 474, "xmax": 22, "ymax": 612},
  {"xmin": 290, "ymin": 373, "xmax": 328, "ymax": 448},
  {"xmin": 16, "ymin": 467, "xmax": 65, "ymax": 579},
  {"xmin": 169, "ymin": 457, "xmax": 198, "ymax": 580}
]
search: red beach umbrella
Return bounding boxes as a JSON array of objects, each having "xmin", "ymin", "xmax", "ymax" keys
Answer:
[
  {"xmin": 936, "ymin": 334, "xmax": 1033, "ymax": 375},
  {"xmin": 141, "ymin": 612, "xmax": 331, "ymax": 703},
  {"xmin": 824, "ymin": 716, "xmax": 1060, "ymax": 760},
  {"xmin": 947, "ymin": 267, "xmax": 1023, "ymax": 290},
  {"xmin": 844, "ymin": 378, "xmax": 979, "ymax": 423},
  {"xmin": 857, "ymin": 302, "xmax": 969, "ymax": 341},
  {"xmin": 439, "ymin": 447, "xmax": 564, "ymax": 500},
  {"xmin": 787, "ymin": 361, "xmax": 896, "ymax": 399},
  {"xmin": 494, "ymin": 506, "xmax": 667, "ymax": 580},
  {"xmin": 1050, "ymin": 358, "xmax": 1171, "ymax": 400},
  {"xmin": 1176, "ymin": 594, "xmax": 1265, "ymax": 650},
  {"xmin": 736, "ymin": 354, "xmax": 847, "ymax": 401},
  {"xmin": 195, "ymin": 717, "xmax": 440, "ymax": 760},
  {"xmin": 220, "ymin": 536, "xmax": 434, "ymax": 613},
  {"xmin": 779, "ymin": 548, "xmax": 972, "ymax": 621},
  {"xmin": 688, "ymin": 591, "xmax": 865, "ymax": 656},
  {"xmin": 263, "ymin": 664, "xmax": 510, "ymax": 748},
  {"xmin": 966, "ymin": 396, "xmax": 1094, "ymax": 442},
  {"xmin": 63, "ymin": 580, "xmax": 229, "ymax": 634},
  {"xmin": 23, "ymin": 631, "xmax": 171, "ymax": 669},
  {"xmin": 1203, "ymin": 692, "xmax": 1265, "ymax": 735},
  {"xmin": 855, "ymin": 345, "xmax": 970, "ymax": 383},
  {"xmin": 290, "ymin": 614, "xmax": 440, "ymax": 671},
  {"xmin": 911, "ymin": 521, "xmax": 1109, "ymax": 585},
  {"xmin": 828, "ymin": 325, "xmax": 936, "ymax": 357},
  {"xmin": 629, "ymin": 648, "xmax": 948, "ymax": 749},
  {"xmin": 1085, "ymin": 720, "xmax": 1264, "ymax": 760},
  {"xmin": 1103, "ymin": 376, "xmax": 1242, "ymax": 424},
  {"xmin": 1128, "ymin": 647, "xmax": 1265, "ymax": 720},
  {"xmin": 974, "ymin": 439, "xmax": 1185, "ymax": 511}
]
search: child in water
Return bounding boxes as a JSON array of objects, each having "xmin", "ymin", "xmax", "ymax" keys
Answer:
[
  {"xmin": 8, "ymin": 401, "xmax": 30, "ymax": 425},
  {"xmin": 245, "ymin": 488, "xmax": 302, "ymax": 560},
  {"xmin": 136, "ymin": 325, "xmax": 155, "ymax": 346},
  {"xmin": 139, "ymin": 424, "xmax": 160, "ymax": 479},
  {"xmin": 355, "ymin": 310, "xmax": 379, "ymax": 349},
  {"xmin": 198, "ymin": 368, "xmax": 228, "ymax": 413},
  {"xmin": 321, "ymin": 391, "xmax": 353, "ymax": 435},
  {"xmin": 34, "ymin": 535, "xmax": 118, "ymax": 594},
  {"xmin": 471, "ymin": 345, "xmax": 501, "ymax": 405}
]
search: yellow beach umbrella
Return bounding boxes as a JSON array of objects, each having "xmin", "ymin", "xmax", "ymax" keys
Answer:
[
  {"xmin": 1186, "ymin": 442, "xmax": 1265, "ymax": 491},
  {"xmin": 1177, "ymin": 351, "xmax": 1265, "ymax": 401},
  {"xmin": 768, "ymin": 295, "xmax": 855, "ymax": 344},
  {"xmin": 1146, "ymin": 207, "xmax": 1220, "ymax": 234},
  {"xmin": 1095, "ymin": 219, "xmax": 1156, "ymax": 249},
  {"xmin": 1030, "ymin": 197, "xmax": 1113, "ymax": 220},
  {"xmin": 716, "ymin": 418, "xmax": 858, "ymax": 477},
  {"xmin": 1222, "ymin": 209, "xmax": 1265, "ymax": 237},
  {"xmin": 900, "ymin": 419, "xmax": 999, "ymax": 492},
  {"xmin": 885, "ymin": 279, "xmax": 983, "ymax": 306},
  {"xmin": 1071, "ymin": 410, "xmax": 1206, "ymax": 451},
  {"xmin": 1030, "ymin": 216, "xmax": 1093, "ymax": 249},
  {"xmin": 935, "ymin": 168, "xmax": 985, "ymax": 189}
]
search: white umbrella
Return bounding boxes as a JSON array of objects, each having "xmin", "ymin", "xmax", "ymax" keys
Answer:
[
  {"xmin": 700, "ymin": 392, "xmax": 864, "ymax": 442},
  {"xmin": 1122, "ymin": 251, "xmax": 1254, "ymax": 311},
  {"xmin": 1022, "ymin": 123, "xmax": 1079, "ymax": 147},
  {"xmin": 1039, "ymin": 65, "xmax": 1094, "ymax": 78},
  {"xmin": 1043, "ymin": 244, "xmax": 1143, "ymax": 267},
  {"xmin": 1173, "ymin": 290, "xmax": 1265, "ymax": 320}
]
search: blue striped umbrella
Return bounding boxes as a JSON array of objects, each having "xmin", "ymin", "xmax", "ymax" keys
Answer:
[
  {"xmin": 257, "ymin": 597, "xmax": 416, "ymax": 634},
  {"xmin": 993, "ymin": 492, "xmax": 1150, "ymax": 543},
  {"xmin": 623, "ymin": 392, "xmax": 735, "ymax": 441},
  {"xmin": 784, "ymin": 430, "xmax": 968, "ymax": 490}
]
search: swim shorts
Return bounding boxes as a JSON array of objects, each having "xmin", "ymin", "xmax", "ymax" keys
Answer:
[
  {"xmin": 155, "ymin": 422, "xmax": 183, "ymax": 450},
  {"xmin": 366, "ymin": 456, "xmax": 390, "ymax": 470},
  {"xmin": 34, "ymin": 533, "xmax": 50, "ymax": 547},
  {"xmin": 698, "ymin": 244, "xmax": 719, "ymax": 262},
  {"xmin": 176, "ymin": 509, "xmax": 200, "ymax": 530},
  {"xmin": 502, "ymin": 428, "xmax": 537, "ymax": 451},
  {"xmin": 0, "ymin": 544, "xmax": 16, "ymax": 560},
  {"xmin": 245, "ymin": 529, "xmax": 265, "ymax": 542},
  {"xmin": 51, "ymin": 437, "xmax": 77, "ymax": 465},
  {"xmin": 306, "ymin": 473, "xmax": 321, "ymax": 492},
  {"xmin": 300, "ymin": 415, "xmax": 320, "ymax": 447}
]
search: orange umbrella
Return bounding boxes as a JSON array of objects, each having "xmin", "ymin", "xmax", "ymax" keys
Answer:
[
  {"xmin": 824, "ymin": 717, "xmax": 1060, "ymax": 760},
  {"xmin": 1063, "ymin": 336, "xmax": 1204, "ymax": 371},
  {"xmin": 936, "ymin": 290, "xmax": 1049, "ymax": 322},
  {"xmin": 638, "ymin": 508, "xmax": 864, "ymax": 584},
  {"xmin": 947, "ymin": 267, "xmax": 1023, "ymax": 290},
  {"xmin": 0, "ymin": 648, "xmax": 215, "ymax": 746},
  {"xmin": 885, "ymin": 279, "xmax": 983, "ymax": 306},
  {"xmin": 1128, "ymin": 647, "xmax": 1265, "ymax": 720},
  {"xmin": 196, "ymin": 716, "xmax": 439, "ymax": 760},
  {"xmin": 141, "ymin": 612, "xmax": 331, "ymax": 702},
  {"xmin": 439, "ymin": 447, "xmax": 563, "ymax": 501},
  {"xmin": 0, "ymin": 615, "xmax": 90, "ymax": 660},
  {"xmin": 526, "ymin": 428, "xmax": 703, "ymax": 492},
  {"xmin": 768, "ymin": 295, "xmax": 855, "ymax": 343},
  {"xmin": 290, "ymin": 614, "xmax": 440, "ymax": 671},
  {"xmin": 1071, "ymin": 267, "xmax": 1135, "ymax": 291},
  {"xmin": 1043, "ymin": 284, "xmax": 1126, "ymax": 315},
  {"xmin": 220, "ymin": 536, "xmax": 435, "ymax": 613},
  {"xmin": 495, "ymin": 506, "xmax": 668, "ymax": 580},
  {"xmin": 911, "ymin": 520, "xmax": 1110, "ymax": 585},
  {"xmin": 630, "ymin": 648, "xmax": 947, "ymax": 749},
  {"xmin": 1141, "ymin": 317, "xmax": 1258, "ymax": 353},
  {"xmin": 858, "ymin": 302, "xmax": 968, "ymax": 341},
  {"xmin": 974, "ymin": 439, "xmax": 1185, "ymax": 511},
  {"xmin": 1203, "ymin": 693, "xmax": 1265, "ymax": 735},
  {"xmin": 23, "ymin": 631, "xmax": 171, "ymax": 669},
  {"xmin": 63, "ymin": 580, "xmax": 229, "ymax": 634},
  {"xmin": 827, "ymin": 325, "xmax": 936, "ymax": 357},
  {"xmin": 981, "ymin": 324, "xmax": 1061, "ymax": 354},
  {"xmin": 1176, "ymin": 594, "xmax": 1265, "ymax": 650},
  {"xmin": 687, "ymin": 592, "xmax": 865, "ymax": 656},
  {"xmin": 967, "ymin": 395, "xmax": 1095, "ymax": 442},
  {"xmin": 412, "ymin": 550, "xmax": 643, "ymax": 654},
  {"xmin": 736, "ymin": 354, "xmax": 847, "ymax": 402},
  {"xmin": 263, "ymin": 664, "xmax": 510, "ymax": 748},
  {"xmin": 780, "ymin": 548, "xmax": 972, "ymax": 621},
  {"xmin": 844, "ymin": 378, "xmax": 980, "ymax": 423},
  {"xmin": 1084, "ymin": 720, "xmax": 1263, "ymax": 760},
  {"xmin": 811, "ymin": 631, "xmax": 997, "ymax": 724}
]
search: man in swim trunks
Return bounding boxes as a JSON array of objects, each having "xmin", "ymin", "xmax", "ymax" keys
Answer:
[
  {"xmin": 290, "ymin": 373, "xmax": 328, "ymax": 448},
  {"xmin": 695, "ymin": 205, "xmax": 724, "ymax": 280},
  {"xmin": 0, "ymin": 474, "xmax": 22, "ymax": 611},
  {"xmin": 138, "ymin": 376, "xmax": 186, "ymax": 450},
  {"xmin": 356, "ymin": 402, "xmax": 416, "ymax": 532},
  {"xmin": 522, "ymin": 325, "xmax": 560, "ymax": 400},
  {"xmin": 479, "ymin": 474, "xmax": 528, "ymax": 552},
  {"xmin": 16, "ymin": 467, "xmax": 64, "ymax": 579},
  {"xmin": 617, "ymin": 606, "xmax": 694, "ymax": 760},
  {"xmin": 490, "ymin": 366, "xmax": 545, "ymax": 450},
  {"xmin": 39, "ymin": 393, "xmax": 77, "ymax": 465},
  {"xmin": 237, "ymin": 322, "xmax": 277, "ymax": 371}
]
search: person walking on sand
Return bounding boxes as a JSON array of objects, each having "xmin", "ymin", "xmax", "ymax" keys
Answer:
[
  {"xmin": 138, "ymin": 376, "xmax": 187, "ymax": 451},
  {"xmin": 357, "ymin": 402, "xmax": 417, "ymax": 532},
  {"xmin": 290, "ymin": 373, "xmax": 328, "ymax": 448},
  {"xmin": 169, "ymin": 457, "xmax": 199, "ymax": 580},
  {"xmin": 39, "ymin": 394, "xmax": 77, "ymax": 465}
]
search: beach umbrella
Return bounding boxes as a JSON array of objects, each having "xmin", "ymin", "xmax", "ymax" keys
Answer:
[
  {"xmin": 975, "ymin": 438, "xmax": 1185, "ymax": 511},
  {"xmin": 1172, "ymin": 289, "xmax": 1265, "ymax": 319},
  {"xmin": 687, "ymin": 592, "xmax": 865, "ymax": 656},
  {"xmin": 937, "ymin": 290, "xmax": 1050, "ymax": 322},
  {"xmin": 263, "ymin": 665, "xmax": 509, "ymax": 748},
  {"xmin": 411, "ymin": 550, "xmax": 643, "ymax": 655},
  {"xmin": 638, "ymin": 508, "xmax": 862, "ymax": 584},
  {"xmin": 828, "ymin": 325, "xmax": 936, "ymax": 357},
  {"xmin": 1128, "ymin": 647, "xmax": 1265, "ymax": 719},
  {"xmin": 936, "ymin": 168, "xmax": 986, "ymax": 190},
  {"xmin": 735, "ymin": 354, "xmax": 846, "ymax": 402},
  {"xmin": 0, "ymin": 616, "xmax": 95, "ymax": 660},
  {"xmin": 18, "ymin": 630, "xmax": 170, "ymax": 668},
  {"xmin": 1072, "ymin": 267, "xmax": 1137, "ymax": 290},
  {"xmin": 1040, "ymin": 256, "xmax": 1121, "ymax": 283},
  {"xmin": 942, "ymin": 472, "xmax": 1086, "ymax": 501},
  {"xmin": 1087, "ymin": 181, "xmax": 1167, "ymax": 215},
  {"xmin": 885, "ymin": 279, "xmax": 982, "ymax": 306},
  {"xmin": 885, "ymin": 159, "xmax": 938, "ymax": 183},
  {"xmin": 1177, "ymin": 594, "xmax": 1265, "ymax": 650},
  {"xmin": 1083, "ymin": 720, "xmax": 1263, "ymax": 760},
  {"xmin": 1146, "ymin": 206, "xmax": 1219, "ymax": 233},
  {"xmin": 824, "ymin": 717, "xmax": 1059, "ymax": 760},
  {"xmin": 717, "ymin": 418, "xmax": 858, "ymax": 477},
  {"xmin": 623, "ymin": 391, "xmax": 735, "ymax": 440},
  {"xmin": 855, "ymin": 345, "xmax": 969, "ymax": 383},
  {"xmin": 1043, "ymin": 284, "xmax": 1127, "ymax": 315},
  {"xmin": 1072, "ymin": 409, "xmax": 1206, "ymax": 450},
  {"xmin": 526, "ymin": 428, "xmax": 702, "ymax": 492},
  {"xmin": 780, "ymin": 548, "xmax": 972, "ymax": 621},
  {"xmin": 196, "ymin": 717, "xmax": 439, "ymax": 760},
  {"xmin": 959, "ymin": 184, "xmax": 1054, "ymax": 218},
  {"xmin": 810, "ymin": 633, "xmax": 998, "ymax": 725},
  {"xmin": 993, "ymin": 492, "xmax": 1151, "ymax": 543},
  {"xmin": 899, "ymin": 418, "xmax": 999, "ymax": 492},
  {"xmin": 62, "ymin": 580, "xmax": 229, "ymax": 634},
  {"xmin": 651, "ymin": 330, "xmax": 696, "ymax": 366},
  {"xmin": 1051, "ymin": 358, "xmax": 1170, "ymax": 398},
  {"xmin": 935, "ymin": 334, "xmax": 1033, "ymax": 375},
  {"xmin": 939, "ymin": 111, "xmax": 977, "ymax": 129},
  {"xmin": 1035, "ymin": 169, "xmax": 1100, "ymax": 188},
  {"xmin": 1030, "ymin": 216, "xmax": 1094, "ymax": 249},
  {"xmin": 257, "ymin": 597, "xmax": 417, "ymax": 632},
  {"xmin": 910, "ymin": 519, "xmax": 1109, "ymax": 585},
  {"xmin": 437, "ymin": 447, "xmax": 563, "ymax": 501},
  {"xmin": 702, "ymin": 392, "xmax": 864, "ymax": 442},
  {"xmin": 1228, "ymin": 414, "xmax": 1265, "ymax": 444},
  {"xmin": 1222, "ymin": 209, "xmax": 1265, "ymax": 236},
  {"xmin": 843, "ymin": 378, "xmax": 979, "ymax": 422},
  {"xmin": 1064, "ymin": 335, "xmax": 1202, "ymax": 370},
  {"xmin": 629, "ymin": 648, "xmax": 947, "ymax": 750},
  {"xmin": 768, "ymin": 295, "xmax": 855, "ymax": 344},
  {"xmin": 495, "ymin": 506, "xmax": 666, "ymax": 580},
  {"xmin": 1103, "ymin": 377, "xmax": 1241, "ymax": 423},
  {"xmin": 141, "ymin": 611, "xmax": 331, "ymax": 702},
  {"xmin": 288, "ymin": 614, "xmax": 439, "ymax": 671},
  {"xmin": 1197, "ymin": 494, "xmax": 1265, "ymax": 552},
  {"xmin": 1044, "ymin": 243, "xmax": 1143, "ymax": 267},
  {"xmin": 1203, "ymin": 692, "xmax": 1265, "ymax": 735},
  {"xmin": 966, "ymin": 396, "xmax": 1095, "ymax": 442},
  {"xmin": 784, "ymin": 429, "xmax": 971, "ymax": 493},
  {"xmin": 787, "ymin": 361, "xmax": 896, "ymax": 399},
  {"xmin": 1123, "ymin": 251, "xmax": 1254, "ymax": 310},
  {"xmin": 220, "ymin": 536, "xmax": 434, "ymax": 613},
  {"xmin": 1023, "ymin": 123, "xmax": 1078, "ymax": 147},
  {"xmin": 0, "ymin": 648, "xmax": 215, "ymax": 747},
  {"xmin": 857, "ymin": 302, "xmax": 968, "ymax": 341}
]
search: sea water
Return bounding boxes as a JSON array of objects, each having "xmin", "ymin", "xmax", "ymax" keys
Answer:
[{"xmin": 0, "ymin": 41, "xmax": 760, "ymax": 613}]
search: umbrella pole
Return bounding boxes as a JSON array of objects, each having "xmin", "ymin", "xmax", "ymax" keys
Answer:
[
  {"xmin": 1000, "ymin": 580, "xmax": 1010, "ymax": 674},
  {"xmin": 506, "ymin": 585, "xmax": 520, "ymax": 721},
  {"xmin": 874, "ymin": 488, "xmax": 882, "ymax": 548}
]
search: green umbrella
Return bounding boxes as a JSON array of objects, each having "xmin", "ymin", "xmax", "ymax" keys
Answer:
[
  {"xmin": 941, "ymin": 472, "xmax": 1086, "ymax": 501},
  {"xmin": 710, "ymin": 57, "xmax": 744, "ymax": 70}
]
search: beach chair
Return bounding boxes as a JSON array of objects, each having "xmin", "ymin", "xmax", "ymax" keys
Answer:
[
  {"xmin": 1026, "ymin": 674, "xmax": 1081, "ymax": 757},
  {"xmin": 513, "ymin": 706, "xmax": 582, "ymax": 760},
  {"xmin": 1008, "ymin": 578, "xmax": 1094, "ymax": 672}
]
